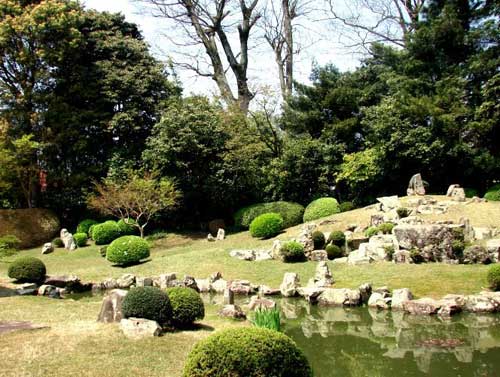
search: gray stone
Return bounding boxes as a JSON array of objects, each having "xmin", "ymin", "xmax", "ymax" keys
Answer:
[
  {"xmin": 474, "ymin": 227, "xmax": 492, "ymax": 240},
  {"xmin": 219, "ymin": 305, "xmax": 246, "ymax": 320},
  {"xmin": 229, "ymin": 249, "xmax": 255, "ymax": 261},
  {"xmin": 60, "ymin": 229, "xmax": 77, "ymax": 251},
  {"xmin": 38, "ymin": 285, "xmax": 61, "ymax": 299},
  {"xmin": 195, "ymin": 278, "xmax": 211, "ymax": 293},
  {"xmin": 464, "ymin": 294, "xmax": 499, "ymax": 313},
  {"xmin": 309, "ymin": 250, "xmax": 328, "ymax": 262},
  {"xmin": 463, "ymin": 245, "xmax": 492, "ymax": 264},
  {"xmin": 117, "ymin": 274, "xmax": 135, "ymax": 289},
  {"xmin": 446, "ymin": 184, "xmax": 459, "ymax": 197},
  {"xmin": 296, "ymin": 287, "xmax": 325, "ymax": 303},
  {"xmin": 155, "ymin": 273, "xmax": 177, "ymax": 289},
  {"xmin": 393, "ymin": 224, "xmax": 454, "ymax": 252},
  {"xmin": 41, "ymin": 242, "xmax": 54, "ymax": 255},
  {"xmin": 255, "ymin": 250, "xmax": 273, "ymax": 261},
  {"xmin": 209, "ymin": 272, "xmax": 223, "ymax": 283},
  {"xmin": 347, "ymin": 249, "xmax": 373, "ymax": 265},
  {"xmin": 358, "ymin": 283, "xmax": 372, "ymax": 304},
  {"xmin": 297, "ymin": 223, "xmax": 317, "ymax": 257},
  {"xmin": 310, "ymin": 261, "xmax": 334, "ymax": 288},
  {"xmin": 392, "ymin": 288, "xmax": 413, "ymax": 309},
  {"xmin": 368, "ymin": 292, "xmax": 390, "ymax": 309},
  {"xmin": 280, "ymin": 272, "xmax": 300, "ymax": 297},
  {"xmin": 248, "ymin": 296, "xmax": 276, "ymax": 310},
  {"xmin": 259, "ymin": 285, "xmax": 280, "ymax": 296},
  {"xmin": 216, "ymin": 228, "xmax": 225, "ymax": 241},
  {"xmin": 486, "ymin": 239, "xmax": 500, "ymax": 261},
  {"xmin": 407, "ymin": 173, "xmax": 426, "ymax": 196},
  {"xmin": 207, "ymin": 234, "xmax": 216, "ymax": 242},
  {"xmin": 377, "ymin": 196, "xmax": 401, "ymax": 212},
  {"xmin": 393, "ymin": 250, "xmax": 412, "ymax": 264},
  {"xmin": 331, "ymin": 257, "xmax": 348, "ymax": 264},
  {"xmin": 135, "ymin": 276, "xmax": 153, "ymax": 287},
  {"xmin": 183, "ymin": 275, "xmax": 199, "ymax": 291},
  {"xmin": 223, "ymin": 288, "xmax": 234, "ymax": 305},
  {"xmin": 450, "ymin": 187, "xmax": 466, "ymax": 202},
  {"xmin": 357, "ymin": 234, "xmax": 399, "ymax": 262},
  {"xmin": 271, "ymin": 240, "xmax": 283, "ymax": 259},
  {"xmin": 370, "ymin": 214, "xmax": 384, "ymax": 227},
  {"xmin": 120, "ymin": 318, "xmax": 162, "ymax": 338},
  {"xmin": 403, "ymin": 298, "xmax": 441, "ymax": 315},
  {"xmin": 229, "ymin": 280, "xmax": 254, "ymax": 295},
  {"xmin": 97, "ymin": 289, "xmax": 128, "ymax": 323},
  {"xmin": 318, "ymin": 288, "xmax": 361, "ymax": 307},
  {"xmin": 211, "ymin": 279, "xmax": 228, "ymax": 293}
]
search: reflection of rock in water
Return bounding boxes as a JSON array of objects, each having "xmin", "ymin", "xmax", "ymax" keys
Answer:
[{"xmin": 281, "ymin": 299, "xmax": 500, "ymax": 375}]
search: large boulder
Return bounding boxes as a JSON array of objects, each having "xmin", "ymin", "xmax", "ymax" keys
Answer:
[
  {"xmin": 297, "ymin": 223, "xmax": 317, "ymax": 257},
  {"xmin": 392, "ymin": 224, "xmax": 454, "ymax": 254},
  {"xmin": 97, "ymin": 289, "xmax": 128, "ymax": 323},
  {"xmin": 357, "ymin": 235, "xmax": 399, "ymax": 262},
  {"xmin": 120, "ymin": 318, "xmax": 162, "ymax": 338},
  {"xmin": 407, "ymin": 173, "xmax": 426, "ymax": 196},
  {"xmin": 391, "ymin": 288, "xmax": 413, "ymax": 309},
  {"xmin": 403, "ymin": 298, "xmax": 441, "ymax": 315},
  {"xmin": 280, "ymin": 273, "xmax": 300, "ymax": 297},
  {"xmin": 0, "ymin": 208, "xmax": 60, "ymax": 248},
  {"xmin": 309, "ymin": 261, "xmax": 334, "ymax": 288},
  {"xmin": 317, "ymin": 288, "xmax": 361, "ymax": 307},
  {"xmin": 60, "ymin": 229, "xmax": 76, "ymax": 251}
]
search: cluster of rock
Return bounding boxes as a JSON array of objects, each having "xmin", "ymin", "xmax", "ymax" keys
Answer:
[
  {"xmin": 13, "ymin": 275, "xmax": 91, "ymax": 299},
  {"xmin": 207, "ymin": 228, "xmax": 225, "ymax": 242},
  {"xmin": 42, "ymin": 228, "xmax": 77, "ymax": 254}
]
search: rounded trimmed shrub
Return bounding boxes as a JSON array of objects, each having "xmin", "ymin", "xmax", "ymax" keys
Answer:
[
  {"xmin": 280, "ymin": 241, "xmax": 305, "ymax": 263},
  {"xmin": 339, "ymin": 201, "xmax": 354, "ymax": 212},
  {"xmin": 249, "ymin": 213, "xmax": 283, "ymax": 239},
  {"xmin": 312, "ymin": 231, "xmax": 325, "ymax": 250},
  {"xmin": 365, "ymin": 226, "xmax": 379, "ymax": 238},
  {"xmin": 122, "ymin": 286, "xmax": 172, "ymax": 325},
  {"xmin": 92, "ymin": 221, "xmax": 121, "ymax": 245},
  {"xmin": 484, "ymin": 184, "xmax": 500, "ymax": 201},
  {"xmin": 73, "ymin": 233, "xmax": 88, "ymax": 247},
  {"xmin": 234, "ymin": 201, "xmax": 305, "ymax": 229},
  {"xmin": 396, "ymin": 207, "xmax": 410, "ymax": 219},
  {"xmin": 76, "ymin": 219, "xmax": 99, "ymax": 236},
  {"xmin": 303, "ymin": 197, "xmax": 340, "ymax": 222},
  {"xmin": 378, "ymin": 223, "xmax": 394, "ymax": 234},
  {"xmin": 8, "ymin": 257, "xmax": 46, "ymax": 283},
  {"xmin": 487, "ymin": 264, "xmax": 500, "ymax": 291},
  {"xmin": 106, "ymin": 235, "xmax": 150, "ymax": 266},
  {"xmin": 182, "ymin": 327, "xmax": 312, "ymax": 377},
  {"xmin": 326, "ymin": 244, "xmax": 343, "ymax": 260},
  {"xmin": 328, "ymin": 230, "xmax": 346, "ymax": 247},
  {"xmin": 52, "ymin": 237, "xmax": 64, "ymax": 248},
  {"xmin": 166, "ymin": 287, "xmax": 205, "ymax": 328},
  {"xmin": 117, "ymin": 218, "xmax": 137, "ymax": 235}
]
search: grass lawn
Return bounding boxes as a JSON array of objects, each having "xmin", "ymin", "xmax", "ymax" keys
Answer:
[{"xmin": 0, "ymin": 196, "xmax": 497, "ymax": 376}]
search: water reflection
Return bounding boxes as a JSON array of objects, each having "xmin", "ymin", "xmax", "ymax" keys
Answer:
[{"xmin": 279, "ymin": 299, "xmax": 500, "ymax": 377}]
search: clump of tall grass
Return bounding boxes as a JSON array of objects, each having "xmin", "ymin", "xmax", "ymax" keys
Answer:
[{"xmin": 251, "ymin": 307, "xmax": 281, "ymax": 332}]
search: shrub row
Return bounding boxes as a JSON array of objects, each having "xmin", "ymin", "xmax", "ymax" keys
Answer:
[
  {"xmin": 303, "ymin": 197, "xmax": 340, "ymax": 222},
  {"xmin": 234, "ymin": 201, "xmax": 304, "ymax": 229}
]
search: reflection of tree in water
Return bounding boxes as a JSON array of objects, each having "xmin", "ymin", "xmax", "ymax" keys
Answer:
[{"xmin": 281, "ymin": 299, "xmax": 500, "ymax": 377}]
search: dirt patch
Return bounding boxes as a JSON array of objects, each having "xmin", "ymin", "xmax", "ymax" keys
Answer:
[{"xmin": 0, "ymin": 321, "xmax": 48, "ymax": 334}]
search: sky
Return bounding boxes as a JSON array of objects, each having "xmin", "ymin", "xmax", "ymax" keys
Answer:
[{"xmin": 82, "ymin": 0, "xmax": 362, "ymax": 97}]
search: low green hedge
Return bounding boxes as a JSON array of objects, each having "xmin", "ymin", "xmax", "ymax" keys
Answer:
[
  {"xmin": 249, "ymin": 213, "xmax": 283, "ymax": 239},
  {"xmin": 122, "ymin": 286, "xmax": 172, "ymax": 325},
  {"xmin": 73, "ymin": 233, "xmax": 88, "ymax": 247},
  {"xmin": 8, "ymin": 257, "xmax": 46, "ymax": 283},
  {"xmin": 487, "ymin": 264, "xmax": 500, "ymax": 291},
  {"xmin": 182, "ymin": 327, "xmax": 312, "ymax": 377},
  {"xmin": 303, "ymin": 197, "xmax": 340, "ymax": 222},
  {"xmin": 92, "ymin": 221, "xmax": 121, "ymax": 245},
  {"xmin": 76, "ymin": 219, "xmax": 99, "ymax": 236},
  {"xmin": 339, "ymin": 201, "xmax": 354, "ymax": 212},
  {"xmin": 234, "ymin": 201, "xmax": 304, "ymax": 229},
  {"xmin": 166, "ymin": 287, "xmax": 205, "ymax": 328},
  {"xmin": 106, "ymin": 235, "xmax": 150, "ymax": 266}
]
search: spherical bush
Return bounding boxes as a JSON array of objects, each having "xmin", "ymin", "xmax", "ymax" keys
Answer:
[
  {"xmin": 280, "ymin": 241, "xmax": 305, "ymax": 262},
  {"xmin": 106, "ymin": 235, "xmax": 150, "ymax": 266},
  {"xmin": 73, "ymin": 233, "xmax": 88, "ymax": 247},
  {"xmin": 117, "ymin": 218, "xmax": 137, "ymax": 236},
  {"xmin": 52, "ymin": 237, "xmax": 64, "ymax": 248},
  {"xmin": 122, "ymin": 286, "xmax": 172, "ymax": 325},
  {"xmin": 378, "ymin": 223, "xmax": 394, "ymax": 234},
  {"xmin": 182, "ymin": 327, "xmax": 312, "ymax": 377},
  {"xmin": 487, "ymin": 264, "xmax": 500, "ymax": 291},
  {"xmin": 76, "ymin": 219, "xmax": 99, "ymax": 236},
  {"xmin": 249, "ymin": 213, "xmax": 283, "ymax": 239},
  {"xmin": 396, "ymin": 207, "xmax": 410, "ymax": 218},
  {"xmin": 339, "ymin": 201, "xmax": 354, "ymax": 212},
  {"xmin": 484, "ymin": 184, "xmax": 500, "ymax": 201},
  {"xmin": 312, "ymin": 231, "xmax": 325, "ymax": 250},
  {"xmin": 326, "ymin": 244, "xmax": 343, "ymax": 260},
  {"xmin": 303, "ymin": 197, "xmax": 340, "ymax": 222},
  {"xmin": 328, "ymin": 230, "xmax": 346, "ymax": 247},
  {"xmin": 365, "ymin": 226, "xmax": 379, "ymax": 238},
  {"xmin": 8, "ymin": 257, "xmax": 46, "ymax": 283},
  {"xmin": 92, "ymin": 221, "xmax": 121, "ymax": 245},
  {"xmin": 234, "ymin": 201, "xmax": 304, "ymax": 229},
  {"xmin": 166, "ymin": 287, "xmax": 205, "ymax": 328}
]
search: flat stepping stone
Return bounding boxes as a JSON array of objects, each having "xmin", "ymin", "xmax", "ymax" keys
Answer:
[{"xmin": 0, "ymin": 321, "xmax": 48, "ymax": 334}]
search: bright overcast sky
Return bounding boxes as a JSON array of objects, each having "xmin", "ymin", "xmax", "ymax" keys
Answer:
[{"xmin": 82, "ymin": 0, "xmax": 361, "ymax": 97}]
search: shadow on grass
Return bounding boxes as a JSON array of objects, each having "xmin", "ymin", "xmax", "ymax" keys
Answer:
[
  {"xmin": 167, "ymin": 323, "xmax": 215, "ymax": 333},
  {"xmin": 0, "ymin": 284, "xmax": 17, "ymax": 298},
  {"xmin": 111, "ymin": 259, "xmax": 152, "ymax": 268}
]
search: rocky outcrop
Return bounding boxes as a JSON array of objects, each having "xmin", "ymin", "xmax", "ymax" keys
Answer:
[
  {"xmin": 297, "ymin": 223, "xmax": 317, "ymax": 258},
  {"xmin": 97, "ymin": 289, "xmax": 128, "ymax": 323},
  {"xmin": 280, "ymin": 273, "xmax": 300, "ymax": 297}
]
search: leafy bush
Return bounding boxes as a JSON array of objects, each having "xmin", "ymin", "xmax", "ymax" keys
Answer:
[
  {"xmin": 166, "ymin": 287, "xmax": 205, "ymax": 328},
  {"xmin": 76, "ymin": 219, "xmax": 99, "ymax": 236},
  {"xmin": 122, "ymin": 286, "xmax": 172, "ymax": 325},
  {"xmin": 106, "ymin": 235, "xmax": 150, "ymax": 266},
  {"xmin": 451, "ymin": 240, "xmax": 465, "ymax": 259},
  {"xmin": 365, "ymin": 226, "xmax": 379, "ymax": 238},
  {"xmin": 0, "ymin": 235, "xmax": 21, "ymax": 250},
  {"xmin": 73, "ymin": 233, "xmax": 88, "ymax": 247},
  {"xmin": 252, "ymin": 307, "xmax": 281, "ymax": 331},
  {"xmin": 396, "ymin": 207, "xmax": 410, "ymax": 218},
  {"xmin": 52, "ymin": 237, "xmax": 64, "ymax": 248},
  {"xmin": 312, "ymin": 231, "xmax": 325, "ymax": 250},
  {"xmin": 487, "ymin": 264, "xmax": 500, "ymax": 291},
  {"xmin": 378, "ymin": 223, "xmax": 394, "ymax": 234},
  {"xmin": 303, "ymin": 197, "xmax": 340, "ymax": 222},
  {"xmin": 452, "ymin": 227, "xmax": 465, "ymax": 242},
  {"xmin": 326, "ymin": 244, "xmax": 343, "ymax": 260},
  {"xmin": 8, "ymin": 257, "xmax": 46, "ymax": 283},
  {"xmin": 339, "ymin": 201, "xmax": 355, "ymax": 212},
  {"xmin": 410, "ymin": 249, "xmax": 424, "ymax": 264},
  {"xmin": 234, "ymin": 201, "xmax": 305, "ymax": 229},
  {"xmin": 92, "ymin": 221, "xmax": 121, "ymax": 245},
  {"xmin": 249, "ymin": 213, "xmax": 283, "ymax": 239},
  {"xmin": 117, "ymin": 218, "xmax": 137, "ymax": 235},
  {"xmin": 384, "ymin": 246, "xmax": 395, "ymax": 261},
  {"xmin": 182, "ymin": 327, "xmax": 312, "ymax": 377},
  {"xmin": 280, "ymin": 241, "xmax": 305, "ymax": 262},
  {"xmin": 484, "ymin": 184, "xmax": 500, "ymax": 201},
  {"xmin": 464, "ymin": 188, "xmax": 478, "ymax": 198},
  {"xmin": 328, "ymin": 230, "xmax": 346, "ymax": 247},
  {"xmin": 99, "ymin": 246, "xmax": 107, "ymax": 258}
]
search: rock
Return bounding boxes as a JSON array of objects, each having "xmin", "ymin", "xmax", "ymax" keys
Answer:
[
  {"xmin": 195, "ymin": 278, "xmax": 211, "ymax": 293},
  {"xmin": 16, "ymin": 283, "xmax": 38, "ymax": 296},
  {"xmin": 349, "ymin": 236, "xmax": 369, "ymax": 250},
  {"xmin": 464, "ymin": 294, "xmax": 499, "ymax": 313},
  {"xmin": 211, "ymin": 279, "xmax": 228, "ymax": 293},
  {"xmin": 377, "ymin": 196, "xmax": 401, "ymax": 212},
  {"xmin": 209, "ymin": 272, "xmax": 223, "ymax": 282},
  {"xmin": 438, "ymin": 297, "xmax": 463, "ymax": 317},
  {"xmin": 248, "ymin": 296, "xmax": 276, "ymax": 310},
  {"xmin": 358, "ymin": 283, "xmax": 372, "ymax": 304},
  {"xmin": 135, "ymin": 276, "xmax": 153, "ymax": 287},
  {"xmin": 318, "ymin": 288, "xmax": 361, "ymax": 307},
  {"xmin": 370, "ymin": 214, "xmax": 384, "ymax": 227},
  {"xmin": 280, "ymin": 272, "xmax": 300, "ymax": 297},
  {"xmin": 208, "ymin": 219, "xmax": 225, "ymax": 236},
  {"xmin": 60, "ymin": 229, "xmax": 77, "ymax": 251},
  {"xmin": 347, "ymin": 249, "xmax": 373, "ymax": 265},
  {"xmin": 271, "ymin": 240, "xmax": 282, "ymax": 259},
  {"xmin": 44, "ymin": 275, "xmax": 84, "ymax": 291},
  {"xmin": 447, "ymin": 185, "xmax": 466, "ymax": 202},
  {"xmin": 38, "ymin": 285, "xmax": 61, "ymax": 299},
  {"xmin": 392, "ymin": 288, "xmax": 413, "ymax": 309},
  {"xmin": 297, "ymin": 223, "xmax": 317, "ymax": 257},
  {"xmin": 229, "ymin": 280, "xmax": 254, "ymax": 295},
  {"xmin": 486, "ymin": 239, "xmax": 500, "ymax": 262},
  {"xmin": 117, "ymin": 274, "xmax": 135, "ymax": 289},
  {"xmin": 309, "ymin": 250, "xmax": 328, "ymax": 262},
  {"xmin": 368, "ymin": 292, "xmax": 391, "ymax": 309},
  {"xmin": 474, "ymin": 227, "xmax": 492, "ymax": 241},
  {"xmin": 393, "ymin": 250, "xmax": 412, "ymax": 264},
  {"xmin": 463, "ymin": 245, "xmax": 492, "ymax": 264},
  {"xmin": 207, "ymin": 234, "xmax": 216, "ymax": 242},
  {"xmin": 97, "ymin": 289, "xmax": 128, "ymax": 323},
  {"xmin": 407, "ymin": 173, "xmax": 426, "ymax": 196},
  {"xmin": 296, "ymin": 287, "xmax": 325, "ymax": 303},
  {"xmin": 216, "ymin": 228, "xmax": 225, "ymax": 241},
  {"xmin": 259, "ymin": 285, "xmax": 280, "ymax": 296},
  {"xmin": 358, "ymin": 235, "xmax": 400, "ymax": 262},
  {"xmin": 392, "ymin": 224, "xmax": 454, "ymax": 253},
  {"xmin": 331, "ymin": 257, "xmax": 348, "ymax": 264},
  {"xmin": 219, "ymin": 305, "xmax": 246, "ymax": 320},
  {"xmin": 255, "ymin": 250, "xmax": 273, "ymax": 261},
  {"xmin": 183, "ymin": 275, "xmax": 199, "ymax": 292},
  {"xmin": 310, "ymin": 261, "xmax": 334, "ymax": 288},
  {"xmin": 41, "ymin": 242, "xmax": 54, "ymax": 255},
  {"xmin": 155, "ymin": 273, "xmax": 177, "ymax": 289},
  {"xmin": 403, "ymin": 298, "xmax": 441, "ymax": 315},
  {"xmin": 229, "ymin": 249, "xmax": 255, "ymax": 261},
  {"xmin": 120, "ymin": 318, "xmax": 162, "ymax": 338},
  {"xmin": 223, "ymin": 288, "xmax": 234, "ymax": 305}
]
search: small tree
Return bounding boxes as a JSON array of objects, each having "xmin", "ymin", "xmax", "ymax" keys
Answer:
[{"xmin": 88, "ymin": 172, "xmax": 180, "ymax": 238}]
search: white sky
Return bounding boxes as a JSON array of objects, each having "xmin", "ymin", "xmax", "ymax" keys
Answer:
[{"xmin": 82, "ymin": 0, "xmax": 362, "ymax": 97}]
